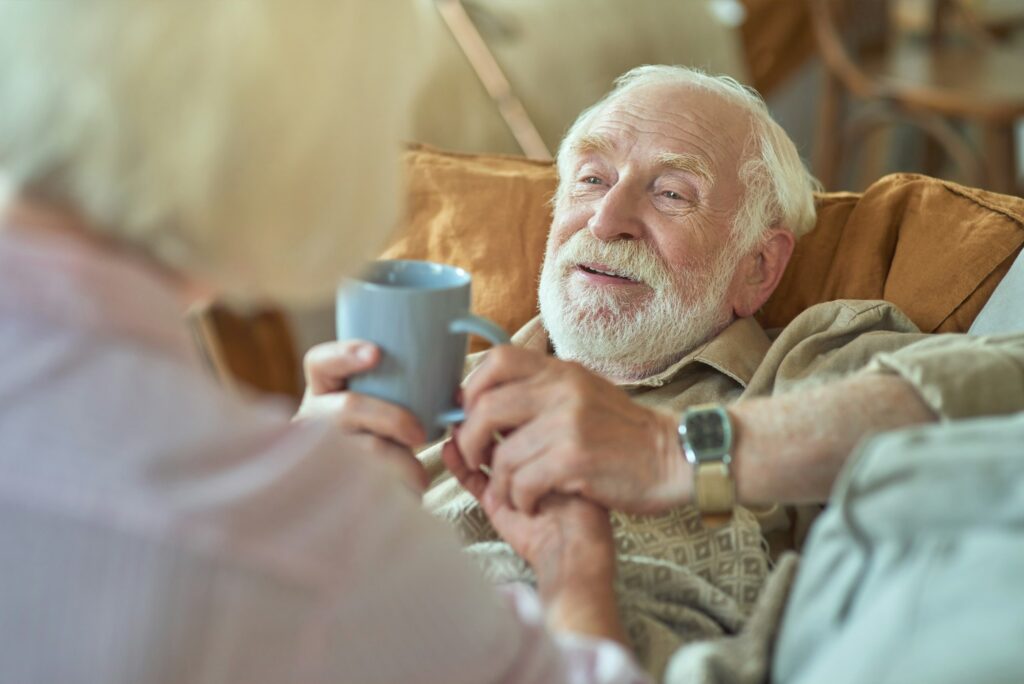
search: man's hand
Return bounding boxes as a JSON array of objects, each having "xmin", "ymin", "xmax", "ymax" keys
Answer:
[
  {"xmin": 450, "ymin": 346, "xmax": 691, "ymax": 515},
  {"xmin": 296, "ymin": 340, "xmax": 428, "ymax": 490},
  {"xmin": 444, "ymin": 440, "xmax": 627, "ymax": 645}
]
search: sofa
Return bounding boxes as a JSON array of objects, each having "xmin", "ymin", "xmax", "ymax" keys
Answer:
[{"xmin": 191, "ymin": 144, "xmax": 1024, "ymax": 399}]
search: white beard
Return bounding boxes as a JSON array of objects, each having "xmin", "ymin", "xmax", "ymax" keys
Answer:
[{"xmin": 538, "ymin": 230, "xmax": 739, "ymax": 381}]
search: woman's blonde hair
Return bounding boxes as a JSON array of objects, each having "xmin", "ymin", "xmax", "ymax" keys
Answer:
[{"xmin": 0, "ymin": 1, "xmax": 421, "ymax": 305}]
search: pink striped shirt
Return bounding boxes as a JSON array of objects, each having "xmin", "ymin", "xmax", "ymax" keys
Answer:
[{"xmin": 0, "ymin": 224, "xmax": 648, "ymax": 684}]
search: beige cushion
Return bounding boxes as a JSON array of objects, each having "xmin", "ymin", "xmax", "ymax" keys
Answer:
[{"xmin": 386, "ymin": 145, "xmax": 1024, "ymax": 349}]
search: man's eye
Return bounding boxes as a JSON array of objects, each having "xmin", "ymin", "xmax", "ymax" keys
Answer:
[
  {"xmin": 662, "ymin": 190, "xmax": 684, "ymax": 200},
  {"xmin": 581, "ymin": 176, "xmax": 603, "ymax": 185}
]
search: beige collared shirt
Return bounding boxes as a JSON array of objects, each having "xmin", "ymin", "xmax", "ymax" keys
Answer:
[
  {"xmin": 421, "ymin": 300, "xmax": 1024, "ymax": 676},
  {"xmin": 425, "ymin": 298, "xmax": 1024, "ymax": 558},
  {"xmin": 490, "ymin": 297, "xmax": 1024, "ymax": 421}
]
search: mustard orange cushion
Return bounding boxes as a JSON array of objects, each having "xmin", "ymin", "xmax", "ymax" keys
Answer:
[
  {"xmin": 384, "ymin": 145, "xmax": 557, "ymax": 350},
  {"xmin": 763, "ymin": 173, "xmax": 1024, "ymax": 333},
  {"xmin": 388, "ymin": 145, "xmax": 1024, "ymax": 348}
]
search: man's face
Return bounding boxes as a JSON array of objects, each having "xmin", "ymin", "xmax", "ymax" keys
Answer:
[{"xmin": 538, "ymin": 83, "xmax": 752, "ymax": 382}]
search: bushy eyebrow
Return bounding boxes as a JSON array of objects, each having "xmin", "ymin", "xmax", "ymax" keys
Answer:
[
  {"xmin": 655, "ymin": 152, "xmax": 715, "ymax": 189},
  {"xmin": 571, "ymin": 134, "xmax": 714, "ymax": 188},
  {"xmin": 571, "ymin": 133, "xmax": 616, "ymax": 157}
]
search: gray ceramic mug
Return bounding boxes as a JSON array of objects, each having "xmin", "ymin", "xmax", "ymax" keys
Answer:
[{"xmin": 336, "ymin": 259, "xmax": 511, "ymax": 442}]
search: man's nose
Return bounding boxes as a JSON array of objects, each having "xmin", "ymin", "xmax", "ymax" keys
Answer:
[{"xmin": 588, "ymin": 183, "xmax": 644, "ymax": 242}]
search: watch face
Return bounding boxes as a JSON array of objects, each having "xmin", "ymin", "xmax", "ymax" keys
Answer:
[
  {"xmin": 688, "ymin": 412, "xmax": 725, "ymax": 452},
  {"xmin": 682, "ymin": 407, "xmax": 732, "ymax": 463}
]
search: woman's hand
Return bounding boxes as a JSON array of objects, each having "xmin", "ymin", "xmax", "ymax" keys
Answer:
[
  {"xmin": 296, "ymin": 340, "xmax": 428, "ymax": 490},
  {"xmin": 444, "ymin": 436, "xmax": 628, "ymax": 645}
]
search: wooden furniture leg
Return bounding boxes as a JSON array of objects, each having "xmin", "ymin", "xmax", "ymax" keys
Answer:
[
  {"xmin": 983, "ymin": 123, "xmax": 1016, "ymax": 195},
  {"xmin": 815, "ymin": 69, "xmax": 845, "ymax": 189}
]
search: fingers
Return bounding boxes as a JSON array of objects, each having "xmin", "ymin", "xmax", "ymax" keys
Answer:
[
  {"xmin": 485, "ymin": 426, "xmax": 551, "ymax": 511},
  {"xmin": 312, "ymin": 392, "xmax": 426, "ymax": 447},
  {"xmin": 455, "ymin": 383, "xmax": 540, "ymax": 471},
  {"xmin": 442, "ymin": 437, "xmax": 489, "ymax": 501},
  {"xmin": 462, "ymin": 346, "xmax": 550, "ymax": 412},
  {"xmin": 482, "ymin": 420, "xmax": 588, "ymax": 514},
  {"xmin": 303, "ymin": 340, "xmax": 379, "ymax": 395},
  {"xmin": 505, "ymin": 456, "xmax": 585, "ymax": 514},
  {"xmin": 299, "ymin": 340, "xmax": 427, "ymax": 446},
  {"xmin": 440, "ymin": 437, "xmax": 469, "ymax": 483}
]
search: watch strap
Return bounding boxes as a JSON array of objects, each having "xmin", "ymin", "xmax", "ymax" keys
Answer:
[{"xmin": 694, "ymin": 461, "xmax": 735, "ymax": 515}]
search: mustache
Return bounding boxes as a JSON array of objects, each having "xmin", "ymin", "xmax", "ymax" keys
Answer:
[{"xmin": 553, "ymin": 232, "xmax": 671, "ymax": 288}]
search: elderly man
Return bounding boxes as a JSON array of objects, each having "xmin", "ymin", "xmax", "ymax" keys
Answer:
[{"xmin": 305, "ymin": 65, "xmax": 1024, "ymax": 676}]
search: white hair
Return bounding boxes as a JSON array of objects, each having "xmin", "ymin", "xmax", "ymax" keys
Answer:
[
  {"xmin": 555, "ymin": 65, "xmax": 820, "ymax": 253},
  {"xmin": 0, "ymin": 1, "xmax": 423, "ymax": 305}
]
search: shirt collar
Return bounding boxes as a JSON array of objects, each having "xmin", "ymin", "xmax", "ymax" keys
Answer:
[
  {"xmin": 0, "ymin": 222, "xmax": 197, "ymax": 363},
  {"xmin": 514, "ymin": 315, "xmax": 772, "ymax": 390}
]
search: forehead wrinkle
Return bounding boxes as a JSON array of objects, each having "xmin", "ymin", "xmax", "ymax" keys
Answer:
[
  {"xmin": 605, "ymin": 94, "xmax": 751, "ymax": 165},
  {"xmin": 606, "ymin": 101, "xmax": 723, "ymax": 144},
  {"xmin": 592, "ymin": 109, "xmax": 728, "ymax": 169}
]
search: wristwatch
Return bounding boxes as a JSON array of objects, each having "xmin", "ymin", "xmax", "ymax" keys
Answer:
[{"xmin": 677, "ymin": 403, "xmax": 735, "ymax": 526}]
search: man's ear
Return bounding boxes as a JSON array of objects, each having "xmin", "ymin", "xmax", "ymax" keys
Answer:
[{"xmin": 730, "ymin": 227, "xmax": 795, "ymax": 318}]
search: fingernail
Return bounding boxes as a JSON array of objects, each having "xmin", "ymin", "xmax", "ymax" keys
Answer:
[{"xmin": 356, "ymin": 344, "xmax": 375, "ymax": 362}]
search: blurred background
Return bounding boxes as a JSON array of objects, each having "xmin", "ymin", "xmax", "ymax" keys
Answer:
[{"xmin": 196, "ymin": 0, "xmax": 1024, "ymax": 400}]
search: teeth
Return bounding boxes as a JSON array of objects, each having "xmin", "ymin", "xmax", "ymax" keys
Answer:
[{"xmin": 583, "ymin": 265, "xmax": 628, "ymax": 279}]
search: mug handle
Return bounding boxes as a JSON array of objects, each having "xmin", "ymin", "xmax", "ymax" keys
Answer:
[{"xmin": 436, "ymin": 314, "xmax": 511, "ymax": 426}]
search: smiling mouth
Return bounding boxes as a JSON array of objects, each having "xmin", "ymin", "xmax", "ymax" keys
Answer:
[{"xmin": 576, "ymin": 263, "xmax": 638, "ymax": 283}]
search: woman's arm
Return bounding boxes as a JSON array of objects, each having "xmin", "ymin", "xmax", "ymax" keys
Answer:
[{"xmin": 442, "ymin": 437, "xmax": 631, "ymax": 648}]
